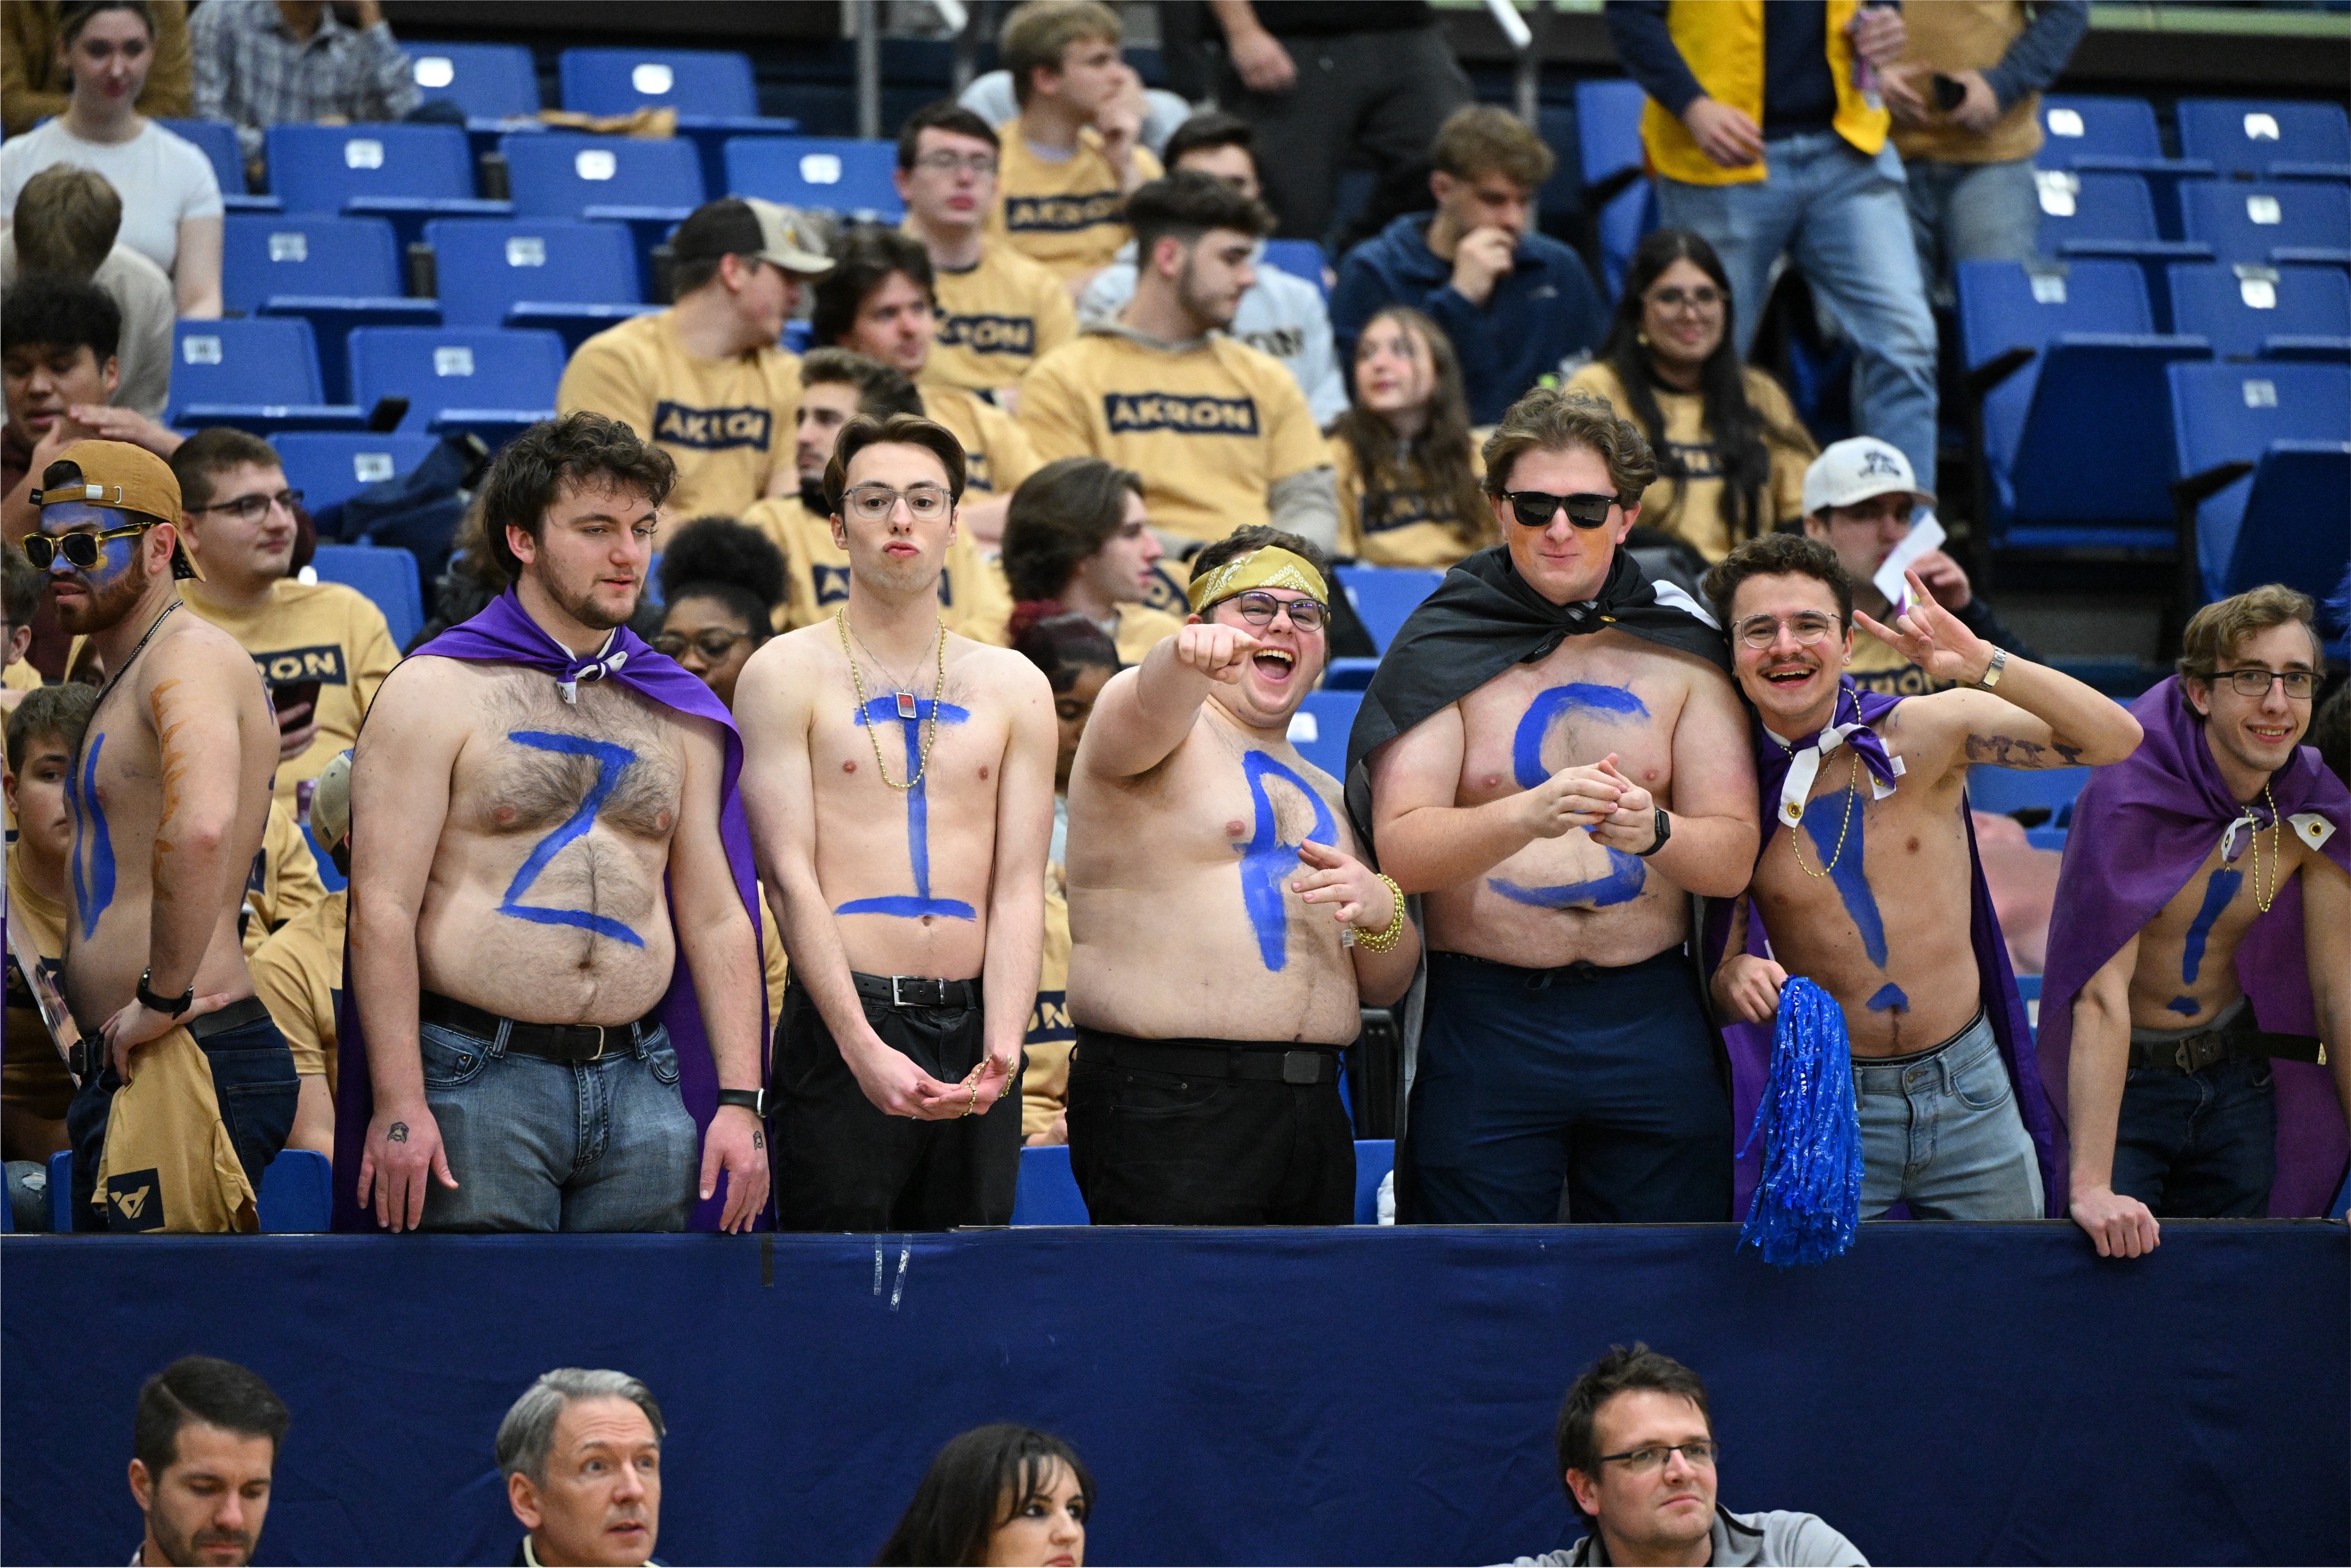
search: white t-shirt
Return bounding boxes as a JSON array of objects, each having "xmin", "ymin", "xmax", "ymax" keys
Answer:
[{"xmin": 0, "ymin": 118, "xmax": 224, "ymax": 277}]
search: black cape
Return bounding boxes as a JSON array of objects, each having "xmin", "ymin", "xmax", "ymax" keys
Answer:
[{"xmin": 1342, "ymin": 545, "xmax": 1729, "ymax": 857}]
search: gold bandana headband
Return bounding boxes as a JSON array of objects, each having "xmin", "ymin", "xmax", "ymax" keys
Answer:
[{"xmin": 1186, "ymin": 546, "xmax": 1329, "ymax": 616}]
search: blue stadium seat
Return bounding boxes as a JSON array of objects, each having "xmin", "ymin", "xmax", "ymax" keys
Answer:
[
  {"xmin": 2167, "ymin": 263, "xmax": 2351, "ymax": 361},
  {"xmin": 1354, "ymin": 1139, "xmax": 1395, "ymax": 1225},
  {"xmin": 263, "ymin": 124, "xmax": 510, "ymax": 254},
  {"xmin": 1287, "ymin": 689, "xmax": 1361, "ymax": 782},
  {"xmin": 1338, "ymin": 565, "xmax": 1445, "ymax": 651},
  {"xmin": 1966, "ymin": 765, "xmax": 2090, "ymax": 822},
  {"xmin": 347, "ymin": 326, "xmax": 564, "ymax": 447},
  {"xmin": 422, "ymin": 218, "xmax": 638, "ymax": 330},
  {"xmin": 1957, "ymin": 259, "xmax": 2209, "ymax": 547},
  {"xmin": 2179, "ymin": 180, "xmax": 2351, "ymax": 269},
  {"xmin": 310, "ymin": 542, "xmax": 426, "ymax": 649},
  {"xmin": 273, "ymin": 432, "xmax": 440, "ymax": 516},
  {"xmin": 2034, "ymin": 171, "xmax": 2214, "ymax": 329},
  {"xmin": 169, "ymin": 318, "xmax": 363, "ymax": 434},
  {"xmin": 406, "ymin": 42, "xmax": 541, "ymax": 119},
  {"xmin": 2025, "ymin": 826, "xmax": 2069, "ymax": 853},
  {"xmin": 223, "ymin": 215, "xmax": 434, "ymax": 400},
  {"xmin": 559, "ymin": 48, "xmax": 757, "ymax": 116},
  {"xmin": 2177, "ymin": 99, "xmax": 2351, "ymax": 182},
  {"xmin": 46, "ymin": 1150, "xmax": 72, "ymax": 1233},
  {"xmin": 499, "ymin": 133, "xmax": 703, "ymax": 295},
  {"xmin": 2034, "ymin": 96, "xmax": 2212, "ymax": 239},
  {"xmin": 1009, "ymin": 1143, "xmax": 1090, "ymax": 1225},
  {"xmin": 1259, "ymin": 239, "xmax": 1329, "ymax": 299},
  {"xmin": 1575, "ymin": 78, "xmax": 1655, "ymax": 299},
  {"xmin": 2168, "ymin": 361, "xmax": 2351, "ymax": 604},
  {"xmin": 724, "ymin": 136, "xmax": 902, "ymax": 222},
  {"xmin": 156, "ymin": 116, "xmax": 279, "ymax": 212},
  {"xmin": 256, "ymin": 1149, "xmax": 333, "ymax": 1233}
]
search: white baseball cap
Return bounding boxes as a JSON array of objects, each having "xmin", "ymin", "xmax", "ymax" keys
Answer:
[{"xmin": 1802, "ymin": 436, "xmax": 1935, "ymax": 517}]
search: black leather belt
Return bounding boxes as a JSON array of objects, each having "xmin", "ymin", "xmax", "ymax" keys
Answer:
[
  {"xmin": 851, "ymin": 972, "xmax": 981, "ymax": 1010},
  {"xmin": 1074, "ymin": 1032, "xmax": 1341, "ymax": 1085},
  {"xmin": 71, "ymin": 995, "xmax": 275, "ymax": 1081},
  {"xmin": 2128, "ymin": 1000, "xmax": 2323, "ymax": 1073},
  {"xmin": 421, "ymin": 991, "xmax": 657, "ymax": 1063}
]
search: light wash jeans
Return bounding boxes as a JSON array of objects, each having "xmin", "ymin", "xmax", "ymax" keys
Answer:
[
  {"xmin": 1854, "ymin": 1009, "xmax": 2044, "ymax": 1220},
  {"xmin": 1658, "ymin": 132, "xmax": 1941, "ymax": 492},
  {"xmin": 417, "ymin": 1016, "xmax": 697, "ymax": 1232},
  {"xmin": 1904, "ymin": 156, "xmax": 2043, "ymax": 302}
]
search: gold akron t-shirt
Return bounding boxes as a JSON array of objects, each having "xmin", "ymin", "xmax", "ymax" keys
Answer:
[
  {"xmin": 4, "ymin": 848, "xmax": 74, "ymax": 1124},
  {"xmin": 250, "ymin": 887, "xmax": 343, "ymax": 1082},
  {"xmin": 1329, "ymin": 429, "xmax": 1491, "ymax": 568},
  {"xmin": 180, "ymin": 579, "xmax": 399, "ymax": 809},
  {"xmin": 987, "ymin": 124, "xmax": 1162, "ymax": 283},
  {"xmin": 1017, "ymin": 329, "xmax": 1326, "ymax": 545},
  {"xmin": 1562, "ymin": 360, "xmax": 1815, "ymax": 563},
  {"xmin": 2, "ymin": 659, "xmax": 39, "ymax": 693},
  {"xmin": 1847, "ymin": 625, "xmax": 1953, "ymax": 698},
  {"xmin": 1022, "ymin": 866, "xmax": 1073, "ymax": 1141},
  {"xmin": 1112, "ymin": 602, "xmax": 1184, "ymax": 665},
  {"xmin": 924, "ymin": 240, "xmax": 1078, "ymax": 393},
  {"xmin": 739, "ymin": 493, "xmax": 1016, "ymax": 646},
  {"xmin": 557, "ymin": 310, "xmax": 802, "ymax": 522},
  {"xmin": 242, "ymin": 799, "xmax": 329, "ymax": 958},
  {"xmin": 922, "ymin": 382, "xmax": 1042, "ymax": 499}
]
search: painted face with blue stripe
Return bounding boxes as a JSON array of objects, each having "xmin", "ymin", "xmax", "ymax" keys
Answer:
[{"xmin": 38, "ymin": 501, "xmax": 153, "ymax": 635}]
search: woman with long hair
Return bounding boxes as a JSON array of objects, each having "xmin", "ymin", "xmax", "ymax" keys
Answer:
[
  {"xmin": 875, "ymin": 1424, "xmax": 1093, "ymax": 1567},
  {"xmin": 1325, "ymin": 307, "xmax": 1493, "ymax": 568},
  {"xmin": 1564, "ymin": 227, "xmax": 1815, "ymax": 561}
]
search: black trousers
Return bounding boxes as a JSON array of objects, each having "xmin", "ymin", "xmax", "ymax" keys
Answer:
[
  {"xmin": 773, "ymin": 978, "xmax": 1020, "ymax": 1232},
  {"xmin": 1065, "ymin": 1027, "xmax": 1356, "ymax": 1225}
]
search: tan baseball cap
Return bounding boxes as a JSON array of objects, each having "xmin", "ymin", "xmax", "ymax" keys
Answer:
[
  {"xmin": 669, "ymin": 197, "xmax": 833, "ymax": 276},
  {"xmin": 310, "ymin": 749, "xmax": 353, "ymax": 855},
  {"xmin": 34, "ymin": 440, "xmax": 201, "ymax": 579}
]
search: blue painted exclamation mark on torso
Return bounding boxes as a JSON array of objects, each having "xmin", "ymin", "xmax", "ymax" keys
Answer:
[
  {"xmin": 1237, "ymin": 751, "xmax": 1336, "ymax": 972},
  {"xmin": 2168, "ymin": 867, "xmax": 2242, "ymax": 1015},
  {"xmin": 68, "ymin": 733, "xmax": 116, "ymax": 940},
  {"xmin": 1798, "ymin": 789, "xmax": 1908, "ymax": 1013},
  {"xmin": 835, "ymin": 696, "xmax": 978, "ymax": 921}
]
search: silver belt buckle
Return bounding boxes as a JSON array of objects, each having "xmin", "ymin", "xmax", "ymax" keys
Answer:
[
  {"xmin": 891, "ymin": 976, "xmax": 914, "ymax": 1008},
  {"xmin": 589, "ymin": 1024, "xmax": 609, "ymax": 1061}
]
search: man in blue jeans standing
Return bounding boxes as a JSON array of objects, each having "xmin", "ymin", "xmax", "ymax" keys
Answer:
[{"xmin": 1607, "ymin": 1, "xmax": 1940, "ymax": 495}]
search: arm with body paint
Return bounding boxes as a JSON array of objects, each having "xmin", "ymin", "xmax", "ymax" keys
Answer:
[
  {"xmin": 2066, "ymin": 932, "xmax": 2162, "ymax": 1258},
  {"xmin": 1367, "ymin": 704, "xmax": 1625, "ymax": 895},
  {"xmin": 973, "ymin": 657, "xmax": 1057, "ymax": 1112},
  {"xmin": 665, "ymin": 713, "xmax": 771, "ymax": 1233},
  {"xmin": 1710, "ymin": 894, "xmax": 1788, "ymax": 1025},
  {"xmin": 1077, "ymin": 623, "xmax": 1260, "ymax": 780},
  {"xmin": 1588, "ymin": 664, "xmax": 1759, "ymax": 898},
  {"xmin": 2306, "ymin": 855, "xmax": 2351, "ymax": 1131}
]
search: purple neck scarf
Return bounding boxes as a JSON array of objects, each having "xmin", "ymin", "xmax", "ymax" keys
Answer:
[
  {"xmin": 2039, "ymin": 676, "xmax": 2351, "ymax": 1216},
  {"xmin": 1705, "ymin": 678, "xmax": 2059, "ymax": 1215},
  {"xmin": 333, "ymin": 589, "xmax": 769, "ymax": 1232}
]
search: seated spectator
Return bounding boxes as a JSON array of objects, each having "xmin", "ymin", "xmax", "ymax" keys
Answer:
[
  {"xmin": 0, "ymin": 0, "xmax": 222, "ymax": 317},
  {"xmin": 1008, "ymin": 607, "xmax": 1120, "ymax": 1147},
  {"xmin": 3, "ymin": 542, "xmax": 41, "ymax": 705},
  {"xmin": 240, "ymin": 794, "xmax": 328, "ymax": 957},
  {"xmin": 251, "ymin": 750, "xmax": 347, "ymax": 1155},
  {"xmin": 1080, "ymin": 112, "xmax": 1348, "ymax": 425},
  {"xmin": 1565, "ymin": 229, "xmax": 1816, "ymax": 565},
  {"xmin": 896, "ymin": 101, "xmax": 1077, "ymax": 399},
  {"xmin": 558, "ymin": 198, "xmax": 833, "ymax": 523},
  {"xmin": 1328, "ymin": 306, "xmax": 1493, "ymax": 568},
  {"xmin": 741, "ymin": 348, "xmax": 1014, "ymax": 644},
  {"xmin": 189, "ymin": 0, "xmax": 420, "ymax": 172},
  {"xmin": 170, "ymin": 428, "xmax": 398, "ymax": 811},
  {"xmin": 986, "ymin": 1, "xmax": 1163, "ymax": 289},
  {"xmin": 1000, "ymin": 455, "xmax": 1178, "ymax": 664},
  {"xmin": 876, "ymin": 1423, "xmax": 1093, "ymax": 1568},
  {"xmin": 1799, "ymin": 437, "xmax": 2031, "ymax": 697},
  {"xmin": 1332, "ymin": 107, "xmax": 1604, "ymax": 427},
  {"xmin": 4, "ymin": 683, "xmax": 102, "ymax": 1176},
  {"xmin": 1, "ymin": 165, "xmax": 174, "ymax": 420},
  {"xmin": 497, "ymin": 1369, "xmax": 666, "ymax": 1568},
  {"xmin": 1020, "ymin": 172, "xmax": 1336, "ymax": 551},
  {"xmin": 960, "ymin": 65, "xmax": 1193, "ymax": 158},
  {"xmin": 2, "ymin": 0, "xmax": 191, "ymax": 136},
  {"xmin": 129, "ymin": 1355, "xmax": 289, "ymax": 1568},
  {"xmin": 1524, "ymin": 1344, "xmax": 1867, "ymax": 1567},
  {"xmin": 813, "ymin": 228, "xmax": 1041, "ymax": 544}
]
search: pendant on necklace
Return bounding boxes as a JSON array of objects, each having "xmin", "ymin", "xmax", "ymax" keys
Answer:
[{"xmin": 895, "ymin": 691, "xmax": 918, "ymax": 721}]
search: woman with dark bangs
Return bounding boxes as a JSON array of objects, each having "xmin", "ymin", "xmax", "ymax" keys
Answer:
[
  {"xmin": 1325, "ymin": 306, "xmax": 1493, "ymax": 568},
  {"xmin": 875, "ymin": 1423, "xmax": 1093, "ymax": 1567}
]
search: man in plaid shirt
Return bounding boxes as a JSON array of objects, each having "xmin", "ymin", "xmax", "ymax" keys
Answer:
[{"xmin": 190, "ymin": 0, "xmax": 420, "ymax": 169}]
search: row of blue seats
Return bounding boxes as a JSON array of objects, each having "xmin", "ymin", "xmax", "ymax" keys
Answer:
[{"xmin": 2035, "ymin": 174, "xmax": 2351, "ymax": 290}]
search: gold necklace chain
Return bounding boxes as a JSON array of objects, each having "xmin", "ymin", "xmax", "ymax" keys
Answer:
[
  {"xmin": 1787, "ymin": 749, "xmax": 1861, "ymax": 879},
  {"xmin": 837, "ymin": 610, "xmax": 946, "ymax": 792},
  {"xmin": 2250, "ymin": 781, "xmax": 2281, "ymax": 914}
]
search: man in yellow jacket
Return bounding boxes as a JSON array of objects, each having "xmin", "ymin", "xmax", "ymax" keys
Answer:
[{"xmin": 1607, "ymin": 1, "xmax": 1938, "ymax": 499}]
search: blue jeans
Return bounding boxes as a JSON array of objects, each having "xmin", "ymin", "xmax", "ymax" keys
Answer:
[
  {"xmin": 2111, "ymin": 1054, "xmax": 2276, "ymax": 1218},
  {"xmin": 1904, "ymin": 156, "xmax": 2042, "ymax": 302},
  {"xmin": 1658, "ymin": 132, "xmax": 1940, "ymax": 490},
  {"xmin": 1855, "ymin": 1009, "xmax": 2044, "ymax": 1221},
  {"xmin": 417, "ymin": 1016, "xmax": 697, "ymax": 1232},
  {"xmin": 5, "ymin": 1160, "xmax": 52, "ymax": 1232}
]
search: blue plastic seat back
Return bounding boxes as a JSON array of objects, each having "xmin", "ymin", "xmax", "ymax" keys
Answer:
[
  {"xmin": 422, "ymin": 218, "xmax": 639, "ymax": 326},
  {"xmin": 1575, "ymin": 78, "xmax": 1655, "ymax": 298},
  {"xmin": 222, "ymin": 214, "xmax": 402, "ymax": 314},
  {"xmin": 1956, "ymin": 259, "xmax": 2153, "ymax": 479},
  {"xmin": 2180, "ymin": 180, "xmax": 2351, "ymax": 264},
  {"xmin": 309, "ymin": 543, "xmax": 425, "ymax": 649},
  {"xmin": 1009, "ymin": 1143, "xmax": 1090, "ymax": 1225},
  {"xmin": 2178, "ymin": 99, "xmax": 2351, "ymax": 179},
  {"xmin": 2037, "ymin": 96, "xmax": 2162, "ymax": 163},
  {"xmin": 1286, "ymin": 689, "xmax": 1361, "ymax": 782},
  {"xmin": 499, "ymin": 134, "xmax": 706, "ymax": 219},
  {"xmin": 255, "ymin": 1149, "xmax": 334, "ymax": 1233},
  {"xmin": 1354, "ymin": 1139, "xmax": 1395, "ymax": 1225},
  {"xmin": 2034, "ymin": 170, "xmax": 2158, "ymax": 246},
  {"xmin": 1259, "ymin": 239, "xmax": 1328, "ymax": 296},
  {"xmin": 1337, "ymin": 565, "xmax": 1447, "ymax": 652},
  {"xmin": 265, "ymin": 123, "xmax": 475, "ymax": 214},
  {"xmin": 723, "ymin": 136, "xmax": 901, "ymax": 221},
  {"xmin": 46, "ymin": 1150, "xmax": 73, "ymax": 1232},
  {"xmin": 406, "ymin": 42, "xmax": 541, "ymax": 119},
  {"xmin": 560, "ymin": 48, "xmax": 757, "ymax": 118},
  {"xmin": 169, "ymin": 318, "xmax": 324, "ymax": 419},
  {"xmin": 272, "ymin": 432, "xmax": 441, "ymax": 515},
  {"xmin": 347, "ymin": 326, "xmax": 565, "ymax": 434},
  {"xmin": 2167, "ymin": 263, "xmax": 2351, "ymax": 359},
  {"xmin": 2168, "ymin": 361, "xmax": 2351, "ymax": 597},
  {"xmin": 1965, "ymin": 765, "xmax": 2090, "ymax": 821},
  {"xmin": 157, "ymin": 116, "xmax": 249, "ymax": 194}
]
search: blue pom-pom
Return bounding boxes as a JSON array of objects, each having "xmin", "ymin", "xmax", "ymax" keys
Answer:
[{"xmin": 1738, "ymin": 977, "xmax": 1863, "ymax": 1267}]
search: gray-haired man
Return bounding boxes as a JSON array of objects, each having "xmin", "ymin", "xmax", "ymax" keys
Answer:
[{"xmin": 497, "ymin": 1369, "xmax": 665, "ymax": 1568}]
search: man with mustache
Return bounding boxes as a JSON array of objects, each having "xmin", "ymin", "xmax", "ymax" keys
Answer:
[
  {"xmin": 128, "ymin": 1356, "xmax": 289, "ymax": 1568},
  {"xmin": 1702, "ymin": 530, "xmax": 2140, "ymax": 1221},
  {"xmin": 498, "ymin": 1368, "xmax": 667, "ymax": 1568}
]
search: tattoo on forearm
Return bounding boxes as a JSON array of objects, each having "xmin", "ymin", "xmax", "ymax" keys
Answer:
[
  {"xmin": 387, "ymin": 1122, "xmax": 409, "ymax": 1142},
  {"xmin": 751, "ymin": 1131, "xmax": 764, "ymax": 1149},
  {"xmin": 1963, "ymin": 732, "xmax": 2064, "ymax": 768}
]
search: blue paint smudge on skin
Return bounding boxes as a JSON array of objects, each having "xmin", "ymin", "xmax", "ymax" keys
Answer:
[
  {"xmin": 1510, "ymin": 683, "xmax": 1650, "ymax": 791},
  {"xmin": 68, "ymin": 733, "xmax": 115, "ymax": 939},
  {"xmin": 2167, "ymin": 997, "xmax": 2202, "ymax": 1016},
  {"xmin": 498, "ymin": 730, "xmax": 647, "ymax": 946},
  {"xmin": 1801, "ymin": 789, "xmax": 1888, "ymax": 968},
  {"xmin": 1235, "ymin": 751, "xmax": 1335, "ymax": 972},
  {"xmin": 835, "ymin": 697, "xmax": 978, "ymax": 922},
  {"xmin": 2179, "ymin": 868, "xmax": 2240, "ymax": 986},
  {"xmin": 1489, "ymin": 849, "xmax": 1649, "ymax": 909},
  {"xmin": 1867, "ymin": 983, "xmax": 1910, "ymax": 1013}
]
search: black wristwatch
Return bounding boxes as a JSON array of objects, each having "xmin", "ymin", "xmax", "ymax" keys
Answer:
[
  {"xmin": 715, "ymin": 1087, "xmax": 769, "ymax": 1118},
  {"xmin": 1635, "ymin": 808, "xmax": 1672, "ymax": 859},
  {"xmin": 136, "ymin": 967, "xmax": 194, "ymax": 1018}
]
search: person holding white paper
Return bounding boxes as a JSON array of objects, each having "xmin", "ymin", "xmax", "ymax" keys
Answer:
[{"xmin": 1799, "ymin": 437, "xmax": 2033, "ymax": 699}]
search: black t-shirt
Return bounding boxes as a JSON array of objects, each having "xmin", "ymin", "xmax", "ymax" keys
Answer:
[
  {"xmin": 1251, "ymin": 2, "xmax": 1436, "ymax": 37},
  {"xmin": 1762, "ymin": 1, "xmax": 1840, "ymax": 139}
]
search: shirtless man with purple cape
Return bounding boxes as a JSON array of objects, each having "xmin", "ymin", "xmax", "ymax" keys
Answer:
[
  {"xmin": 332, "ymin": 414, "xmax": 771, "ymax": 1233},
  {"xmin": 2050, "ymin": 586, "xmax": 2350, "ymax": 1257}
]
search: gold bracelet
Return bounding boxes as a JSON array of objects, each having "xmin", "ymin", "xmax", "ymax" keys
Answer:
[{"xmin": 1352, "ymin": 874, "xmax": 1407, "ymax": 954}]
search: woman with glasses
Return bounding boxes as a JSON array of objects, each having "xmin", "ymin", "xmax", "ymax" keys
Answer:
[
  {"xmin": 654, "ymin": 517, "xmax": 787, "ymax": 713},
  {"xmin": 1563, "ymin": 228, "xmax": 1813, "ymax": 564},
  {"xmin": 1326, "ymin": 307, "xmax": 1494, "ymax": 568}
]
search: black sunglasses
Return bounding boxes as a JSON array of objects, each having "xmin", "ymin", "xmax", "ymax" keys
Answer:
[
  {"xmin": 22, "ymin": 520, "xmax": 155, "ymax": 570},
  {"xmin": 1500, "ymin": 490, "xmax": 1620, "ymax": 530}
]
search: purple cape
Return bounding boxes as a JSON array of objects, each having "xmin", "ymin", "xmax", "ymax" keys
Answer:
[
  {"xmin": 331, "ymin": 588, "xmax": 769, "ymax": 1232},
  {"xmin": 2038, "ymin": 676, "xmax": 2351, "ymax": 1216},
  {"xmin": 1703, "ymin": 678, "xmax": 2061, "ymax": 1215}
]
